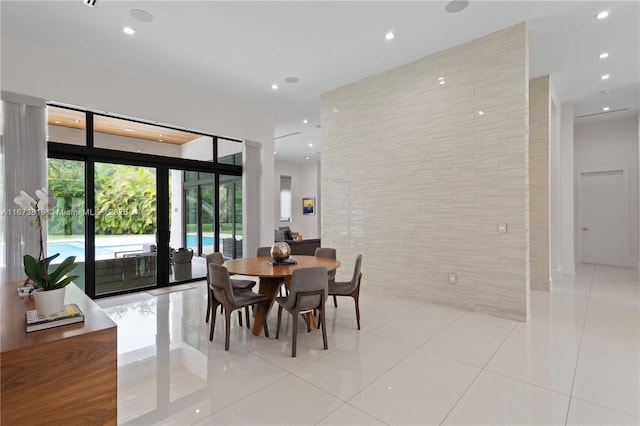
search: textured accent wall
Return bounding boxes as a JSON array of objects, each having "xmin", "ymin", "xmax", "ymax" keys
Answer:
[
  {"xmin": 321, "ymin": 23, "xmax": 529, "ymax": 321},
  {"xmin": 529, "ymin": 76, "xmax": 550, "ymax": 291}
]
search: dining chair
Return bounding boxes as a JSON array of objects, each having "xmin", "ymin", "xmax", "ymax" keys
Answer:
[
  {"xmin": 205, "ymin": 252, "xmax": 256, "ymax": 328},
  {"xmin": 256, "ymin": 246, "xmax": 271, "ymax": 256},
  {"xmin": 275, "ymin": 266, "xmax": 328, "ymax": 357},
  {"xmin": 208, "ymin": 264, "xmax": 270, "ymax": 350},
  {"xmin": 257, "ymin": 247, "xmax": 288, "ymax": 297},
  {"xmin": 314, "ymin": 247, "xmax": 337, "ymax": 307},
  {"xmin": 328, "ymin": 254, "xmax": 363, "ymax": 330}
]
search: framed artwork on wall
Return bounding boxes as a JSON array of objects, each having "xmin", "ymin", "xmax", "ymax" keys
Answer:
[{"xmin": 302, "ymin": 197, "xmax": 315, "ymax": 215}]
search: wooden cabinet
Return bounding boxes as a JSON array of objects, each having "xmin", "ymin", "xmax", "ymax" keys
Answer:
[{"xmin": 1, "ymin": 282, "xmax": 117, "ymax": 424}]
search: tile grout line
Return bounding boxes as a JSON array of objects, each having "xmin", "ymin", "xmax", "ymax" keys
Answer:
[
  {"xmin": 564, "ymin": 264, "xmax": 597, "ymax": 426},
  {"xmin": 298, "ymin": 303, "xmax": 470, "ymax": 421},
  {"xmin": 438, "ymin": 318, "xmax": 519, "ymax": 425}
]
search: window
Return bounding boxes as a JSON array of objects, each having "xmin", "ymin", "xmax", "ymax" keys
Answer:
[
  {"xmin": 46, "ymin": 103, "xmax": 243, "ymax": 297},
  {"xmin": 280, "ymin": 175, "xmax": 292, "ymax": 222}
]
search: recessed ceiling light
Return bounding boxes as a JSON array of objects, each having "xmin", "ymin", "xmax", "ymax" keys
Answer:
[
  {"xmin": 602, "ymin": 106, "xmax": 610, "ymax": 111},
  {"xmin": 274, "ymin": 151, "xmax": 277, "ymax": 154},
  {"xmin": 158, "ymin": 139, "xmax": 163, "ymax": 142},
  {"xmin": 136, "ymin": 150, "xmax": 141, "ymax": 153},
  {"xmin": 158, "ymin": 134, "xmax": 163, "ymax": 137},
  {"xmin": 601, "ymin": 74, "xmax": 610, "ymax": 80},
  {"xmin": 385, "ymin": 32, "xmax": 395, "ymax": 40},
  {"xmin": 478, "ymin": 110, "xmax": 485, "ymax": 116},
  {"xmin": 271, "ymin": 83, "xmax": 279, "ymax": 90},
  {"xmin": 54, "ymin": 120, "xmax": 61, "ymax": 124},
  {"xmin": 596, "ymin": 10, "xmax": 609, "ymax": 20},
  {"xmin": 308, "ymin": 143, "xmax": 313, "ymax": 147},
  {"xmin": 124, "ymin": 128, "xmax": 135, "ymax": 132},
  {"xmin": 305, "ymin": 156, "xmax": 310, "ymax": 160},
  {"xmin": 303, "ymin": 119, "xmax": 308, "ymax": 124},
  {"xmin": 123, "ymin": 27, "xmax": 136, "ymax": 35},
  {"xmin": 599, "ymin": 52, "xmax": 609, "ymax": 59},
  {"xmin": 446, "ymin": 0, "xmax": 469, "ymax": 13},
  {"xmin": 438, "ymin": 76, "xmax": 445, "ymax": 81},
  {"xmin": 439, "ymin": 80, "xmax": 446, "ymax": 85},
  {"xmin": 130, "ymin": 9, "xmax": 154, "ymax": 23}
]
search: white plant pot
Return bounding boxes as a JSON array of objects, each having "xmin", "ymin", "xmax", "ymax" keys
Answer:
[{"xmin": 33, "ymin": 287, "xmax": 66, "ymax": 316}]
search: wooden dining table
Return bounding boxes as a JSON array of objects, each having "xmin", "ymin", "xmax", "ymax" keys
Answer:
[{"xmin": 224, "ymin": 255, "xmax": 341, "ymax": 336}]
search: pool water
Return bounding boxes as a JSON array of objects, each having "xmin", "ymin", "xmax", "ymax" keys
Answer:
[
  {"xmin": 47, "ymin": 241, "xmax": 144, "ymax": 259},
  {"xmin": 48, "ymin": 236, "xmax": 230, "ymax": 259}
]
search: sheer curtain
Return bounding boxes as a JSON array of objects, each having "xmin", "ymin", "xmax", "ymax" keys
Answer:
[{"xmin": 1, "ymin": 91, "xmax": 47, "ymax": 281}]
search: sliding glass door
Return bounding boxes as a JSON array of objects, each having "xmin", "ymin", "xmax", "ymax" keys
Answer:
[
  {"xmin": 220, "ymin": 175, "xmax": 243, "ymax": 259},
  {"xmin": 47, "ymin": 159, "xmax": 86, "ymax": 291},
  {"xmin": 47, "ymin": 104, "xmax": 244, "ymax": 298},
  {"xmin": 94, "ymin": 162, "xmax": 158, "ymax": 296}
]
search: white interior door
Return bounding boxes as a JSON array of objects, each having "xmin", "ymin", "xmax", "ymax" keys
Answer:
[{"xmin": 579, "ymin": 170, "xmax": 627, "ymax": 267}]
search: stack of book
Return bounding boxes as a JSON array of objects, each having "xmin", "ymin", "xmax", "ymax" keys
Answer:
[{"xmin": 25, "ymin": 303, "xmax": 84, "ymax": 333}]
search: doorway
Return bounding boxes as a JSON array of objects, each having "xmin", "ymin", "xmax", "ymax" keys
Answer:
[{"xmin": 578, "ymin": 169, "xmax": 629, "ymax": 267}]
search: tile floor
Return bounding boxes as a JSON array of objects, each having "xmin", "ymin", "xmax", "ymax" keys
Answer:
[{"xmin": 96, "ymin": 264, "xmax": 639, "ymax": 425}]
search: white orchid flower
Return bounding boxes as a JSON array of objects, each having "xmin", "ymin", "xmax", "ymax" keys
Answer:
[
  {"xmin": 14, "ymin": 191, "xmax": 36, "ymax": 210},
  {"xmin": 35, "ymin": 188, "xmax": 56, "ymax": 214},
  {"xmin": 35, "ymin": 188, "xmax": 48, "ymax": 201}
]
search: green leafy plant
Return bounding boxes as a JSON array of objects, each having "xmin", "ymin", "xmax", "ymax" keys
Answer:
[
  {"xmin": 14, "ymin": 189, "xmax": 79, "ymax": 291},
  {"xmin": 23, "ymin": 253, "xmax": 79, "ymax": 291}
]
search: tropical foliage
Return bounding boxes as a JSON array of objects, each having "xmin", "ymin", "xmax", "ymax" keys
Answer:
[
  {"xmin": 94, "ymin": 164, "xmax": 156, "ymax": 234},
  {"xmin": 48, "ymin": 160, "xmax": 157, "ymax": 235}
]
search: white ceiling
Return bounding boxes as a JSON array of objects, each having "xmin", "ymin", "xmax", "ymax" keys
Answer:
[{"xmin": 1, "ymin": 1, "xmax": 638, "ymax": 162}]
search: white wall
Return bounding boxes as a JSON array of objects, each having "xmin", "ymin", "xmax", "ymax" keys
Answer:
[
  {"xmin": 559, "ymin": 104, "xmax": 575, "ymax": 275},
  {"xmin": 274, "ymin": 161, "xmax": 320, "ymax": 241},
  {"xmin": 574, "ymin": 116, "xmax": 639, "ymax": 267},
  {"xmin": 1, "ymin": 38, "xmax": 275, "ymax": 251},
  {"xmin": 548, "ymin": 79, "xmax": 562, "ymax": 284},
  {"xmin": 322, "ymin": 24, "xmax": 529, "ymax": 321},
  {"xmin": 180, "ymin": 136, "xmax": 214, "ymax": 161}
]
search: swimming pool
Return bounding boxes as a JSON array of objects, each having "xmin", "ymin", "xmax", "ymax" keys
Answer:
[
  {"xmin": 48, "ymin": 236, "xmax": 229, "ymax": 259},
  {"xmin": 185, "ymin": 235, "xmax": 224, "ymax": 248},
  {"xmin": 47, "ymin": 241, "xmax": 145, "ymax": 259}
]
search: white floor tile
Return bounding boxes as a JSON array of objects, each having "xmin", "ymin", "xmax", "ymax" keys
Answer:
[
  {"xmin": 252, "ymin": 315, "xmax": 365, "ymax": 372},
  {"xmin": 315, "ymin": 403, "xmax": 386, "ymax": 426},
  {"xmin": 572, "ymin": 345, "xmax": 640, "ymax": 417},
  {"xmin": 369, "ymin": 301, "xmax": 466, "ymax": 348},
  {"xmin": 566, "ymin": 397, "xmax": 640, "ymax": 425},
  {"xmin": 195, "ymin": 375, "xmax": 342, "ymax": 425},
  {"xmin": 486, "ymin": 327, "xmax": 580, "ymax": 395},
  {"xmin": 442, "ymin": 371, "xmax": 570, "ymax": 425},
  {"xmin": 293, "ymin": 333, "xmax": 415, "ymax": 400},
  {"xmin": 103, "ymin": 264, "xmax": 638, "ymax": 425},
  {"xmin": 349, "ymin": 352, "xmax": 480, "ymax": 425},
  {"xmin": 420, "ymin": 311, "xmax": 516, "ymax": 367}
]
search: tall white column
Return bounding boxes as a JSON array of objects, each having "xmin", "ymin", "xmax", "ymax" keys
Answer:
[
  {"xmin": 559, "ymin": 103, "xmax": 575, "ymax": 275},
  {"xmin": 243, "ymin": 140, "xmax": 262, "ymax": 257}
]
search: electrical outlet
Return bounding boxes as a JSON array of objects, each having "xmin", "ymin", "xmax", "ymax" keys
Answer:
[
  {"xmin": 497, "ymin": 223, "xmax": 508, "ymax": 234},
  {"xmin": 448, "ymin": 273, "xmax": 457, "ymax": 284}
]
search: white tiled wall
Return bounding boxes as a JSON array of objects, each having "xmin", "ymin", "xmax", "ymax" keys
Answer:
[
  {"xmin": 529, "ymin": 76, "xmax": 550, "ymax": 291},
  {"xmin": 321, "ymin": 23, "xmax": 530, "ymax": 321}
]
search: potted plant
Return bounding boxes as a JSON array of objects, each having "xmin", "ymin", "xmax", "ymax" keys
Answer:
[{"xmin": 15, "ymin": 189, "xmax": 79, "ymax": 315}]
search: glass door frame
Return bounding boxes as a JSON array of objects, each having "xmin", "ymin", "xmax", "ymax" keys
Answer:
[
  {"xmin": 47, "ymin": 106, "xmax": 242, "ymax": 299},
  {"xmin": 182, "ymin": 173, "xmax": 218, "ymax": 257}
]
